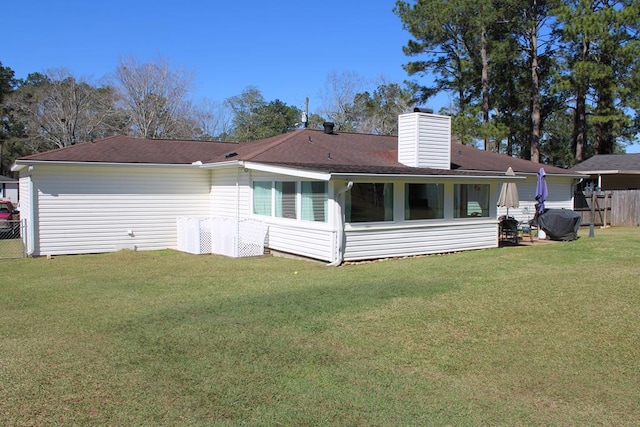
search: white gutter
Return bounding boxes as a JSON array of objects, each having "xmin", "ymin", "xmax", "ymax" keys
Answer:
[
  {"xmin": 468, "ymin": 169, "xmax": 585, "ymax": 179},
  {"xmin": 198, "ymin": 160, "xmax": 243, "ymax": 169},
  {"xmin": 242, "ymin": 162, "xmax": 332, "ymax": 181},
  {"xmin": 12, "ymin": 160, "xmax": 203, "ymax": 169},
  {"xmin": 575, "ymin": 169, "xmax": 640, "ymax": 175},
  {"xmin": 328, "ymin": 173, "xmax": 524, "ymax": 182},
  {"xmin": 327, "ymin": 181, "xmax": 353, "ymax": 267}
]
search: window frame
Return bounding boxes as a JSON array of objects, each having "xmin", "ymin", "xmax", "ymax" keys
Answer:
[
  {"xmin": 301, "ymin": 181, "xmax": 328, "ymax": 222},
  {"xmin": 252, "ymin": 181, "xmax": 273, "ymax": 216},
  {"xmin": 252, "ymin": 179, "xmax": 329, "ymax": 223},
  {"xmin": 345, "ymin": 182, "xmax": 394, "ymax": 224},
  {"xmin": 404, "ymin": 182, "xmax": 445, "ymax": 221},
  {"xmin": 453, "ymin": 183, "xmax": 491, "ymax": 218},
  {"xmin": 275, "ymin": 181, "xmax": 297, "ymax": 219}
]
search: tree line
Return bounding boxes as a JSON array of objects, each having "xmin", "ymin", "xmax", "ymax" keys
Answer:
[
  {"xmin": 0, "ymin": 59, "xmax": 414, "ymax": 175},
  {"xmin": 395, "ymin": 0, "xmax": 640, "ymax": 165},
  {"xmin": 1, "ymin": 1, "xmax": 638, "ymax": 174}
]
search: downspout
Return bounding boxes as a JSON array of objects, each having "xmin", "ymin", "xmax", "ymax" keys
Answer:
[
  {"xmin": 327, "ymin": 181, "xmax": 353, "ymax": 266},
  {"xmin": 27, "ymin": 168, "xmax": 36, "ymax": 255},
  {"xmin": 236, "ymin": 167, "xmax": 241, "ymax": 220}
]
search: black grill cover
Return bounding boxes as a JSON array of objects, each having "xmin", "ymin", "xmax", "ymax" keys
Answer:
[{"xmin": 537, "ymin": 209, "xmax": 582, "ymax": 241}]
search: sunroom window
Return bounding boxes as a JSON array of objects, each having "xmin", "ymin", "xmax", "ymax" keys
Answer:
[
  {"xmin": 405, "ymin": 183, "xmax": 444, "ymax": 220},
  {"xmin": 275, "ymin": 181, "xmax": 297, "ymax": 219},
  {"xmin": 253, "ymin": 181, "xmax": 272, "ymax": 216},
  {"xmin": 301, "ymin": 181, "xmax": 327, "ymax": 222},
  {"xmin": 454, "ymin": 184, "xmax": 490, "ymax": 218},
  {"xmin": 346, "ymin": 183, "xmax": 394, "ymax": 223}
]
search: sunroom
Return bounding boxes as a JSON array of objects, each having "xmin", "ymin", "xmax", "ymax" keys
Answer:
[{"xmin": 236, "ymin": 165, "xmax": 513, "ymax": 265}]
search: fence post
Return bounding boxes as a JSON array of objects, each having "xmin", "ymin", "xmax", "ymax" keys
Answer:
[{"xmin": 589, "ymin": 192, "xmax": 595, "ymax": 238}]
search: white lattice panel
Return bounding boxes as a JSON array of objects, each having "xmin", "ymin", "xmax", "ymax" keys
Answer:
[
  {"xmin": 199, "ymin": 218, "xmax": 213, "ymax": 254},
  {"xmin": 238, "ymin": 218, "xmax": 266, "ymax": 257},
  {"xmin": 179, "ymin": 217, "xmax": 265, "ymax": 258}
]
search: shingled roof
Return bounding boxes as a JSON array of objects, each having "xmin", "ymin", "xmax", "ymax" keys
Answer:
[
  {"xmin": 16, "ymin": 130, "xmax": 577, "ymax": 176},
  {"xmin": 571, "ymin": 153, "xmax": 640, "ymax": 173},
  {"xmin": 18, "ymin": 135, "xmax": 240, "ymax": 164},
  {"xmin": 451, "ymin": 142, "xmax": 577, "ymax": 175}
]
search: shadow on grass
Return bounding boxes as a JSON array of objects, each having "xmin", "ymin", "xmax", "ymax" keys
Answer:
[{"xmin": 110, "ymin": 264, "xmax": 459, "ymax": 365}]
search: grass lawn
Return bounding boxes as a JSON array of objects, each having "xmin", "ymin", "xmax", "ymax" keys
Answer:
[{"xmin": 1, "ymin": 227, "xmax": 639, "ymax": 426}]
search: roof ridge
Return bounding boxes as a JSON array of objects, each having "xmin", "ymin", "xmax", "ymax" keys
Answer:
[
  {"xmin": 242, "ymin": 129, "xmax": 306, "ymax": 161},
  {"xmin": 99, "ymin": 134, "xmax": 240, "ymax": 145}
]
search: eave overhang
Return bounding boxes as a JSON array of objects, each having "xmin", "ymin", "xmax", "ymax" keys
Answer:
[
  {"xmin": 12, "ymin": 159, "xmax": 202, "ymax": 171},
  {"xmin": 573, "ymin": 169, "xmax": 640, "ymax": 176},
  {"xmin": 202, "ymin": 161, "xmax": 525, "ymax": 182}
]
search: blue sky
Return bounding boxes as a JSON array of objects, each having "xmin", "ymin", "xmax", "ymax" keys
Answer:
[
  {"xmin": 5, "ymin": 1, "xmax": 446, "ymax": 113},
  {"xmin": 5, "ymin": 1, "xmax": 638, "ymax": 152}
]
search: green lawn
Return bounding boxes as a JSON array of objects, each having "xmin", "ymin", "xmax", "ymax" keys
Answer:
[{"xmin": 1, "ymin": 228, "xmax": 639, "ymax": 426}]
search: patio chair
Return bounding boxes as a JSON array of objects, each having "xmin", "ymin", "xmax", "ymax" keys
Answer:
[{"xmin": 518, "ymin": 220, "xmax": 537, "ymax": 243}]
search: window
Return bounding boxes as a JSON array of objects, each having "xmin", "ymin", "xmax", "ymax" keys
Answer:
[
  {"xmin": 275, "ymin": 181, "xmax": 297, "ymax": 219},
  {"xmin": 405, "ymin": 183, "xmax": 444, "ymax": 220},
  {"xmin": 253, "ymin": 181, "xmax": 272, "ymax": 216},
  {"xmin": 301, "ymin": 181, "xmax": 327, "ymax": 222},
  {"xmin": 454, "ymin": 184, "xmax": 490, "ymax": 218},
  {"xmin": 346, "ymin": 183, "xmax": 394, "ymax": 223},
  {"xmin": 253, "ymin": 180, "xmax": 327, "ymax": 222}
]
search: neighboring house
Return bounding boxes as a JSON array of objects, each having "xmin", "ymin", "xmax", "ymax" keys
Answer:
[
  {"xmin": 0, "ymin": 175, "xmax": 19, "ymax": 204},
  {"xmin": 571, "ymin": 154, "xmax": 640, "ymax": 190},
  {"xmin": 12, "ymin": 111, "xmax": 581, "ymax": 264}
]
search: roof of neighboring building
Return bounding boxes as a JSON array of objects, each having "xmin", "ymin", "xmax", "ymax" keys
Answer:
[
  {"xmin": 0, "ymin": 175, "xmax": 18, "ymax": 183},
  {"xmin": 571, "ymin": 153, "xmax": 640, "ymax": 174},
  {"xmin": 15, "ymin": 129, "xmax": 578, "ymax": 177}
]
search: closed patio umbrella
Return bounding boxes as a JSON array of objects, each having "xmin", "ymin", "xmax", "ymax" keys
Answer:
[
  {"xmin": 535, "ymin": 167, "xmax": 548, "ymax": 215},
  {"xmin": 497, "ymin": 167, "xmax": 519, "ymax": 217}
]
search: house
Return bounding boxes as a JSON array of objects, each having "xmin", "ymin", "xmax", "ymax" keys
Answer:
[
  {"xmin": 451, "ymin": 143, "xmax": 582, "ymax": 224},
  {"xmin": 571, "ymin": 154, "xmax": 640, "ymax": 190},
  {"xmin": 0, "ymin": 175, "xmax": 19, "ymax": 204},
  {"xmin": 570, "ymin": 154, "xmax": 640, "ymax": 227},
  {"xmin": 12, "ymin": 111, "xmax": 581, "ymax": 264}
]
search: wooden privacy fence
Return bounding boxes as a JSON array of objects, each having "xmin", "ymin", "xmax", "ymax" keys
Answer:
[
  {"xmin": 611, "ymin": 190, "xmax": 640, "ymax": 226},
  {"xmin": 574, "ymin": 190, "xmax": 640, "ymax": 227}
]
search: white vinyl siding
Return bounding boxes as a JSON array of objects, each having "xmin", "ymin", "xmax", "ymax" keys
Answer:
[
  {"xmin": 211, "ymin": 167, "xmax": 250, "ymax": 218},
  {"xmin": 19, "ymin": 176, "xmax": 31, "ymax": 227},
  {"xmin": 344, "ymin": 221, "xmax": 497, "ymax": 261},
  {"xmin": 398, "ymin": 112, "xmax": 451, "ymax": 169},
  {"xmin": 497, "ymin": 175, "xmax": 576, "ymax": 223},
  {"xmin": 30, "ymin": 164, "xmax": 211, "ymax": 256},
  {"xmin": 266, "ymin": 222, "xmax": 335, "ymax": 262},
  {"xmin": 19, "ymin": 175, "xmax": 33, "ymax": 254}
]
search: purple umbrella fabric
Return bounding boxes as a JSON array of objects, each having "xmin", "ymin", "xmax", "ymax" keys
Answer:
[{"xmin": 535, "ymin": 167, "xmax": 548, "ymax": 215}]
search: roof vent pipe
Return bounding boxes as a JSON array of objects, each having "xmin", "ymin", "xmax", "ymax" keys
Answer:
[
  {"xmin": 413, "ymin": 107, "xmax": 434, "ymax": 114},
  {"xmin": 323, "ymin": 122, "xmax": 335, "ymax": 134}
]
